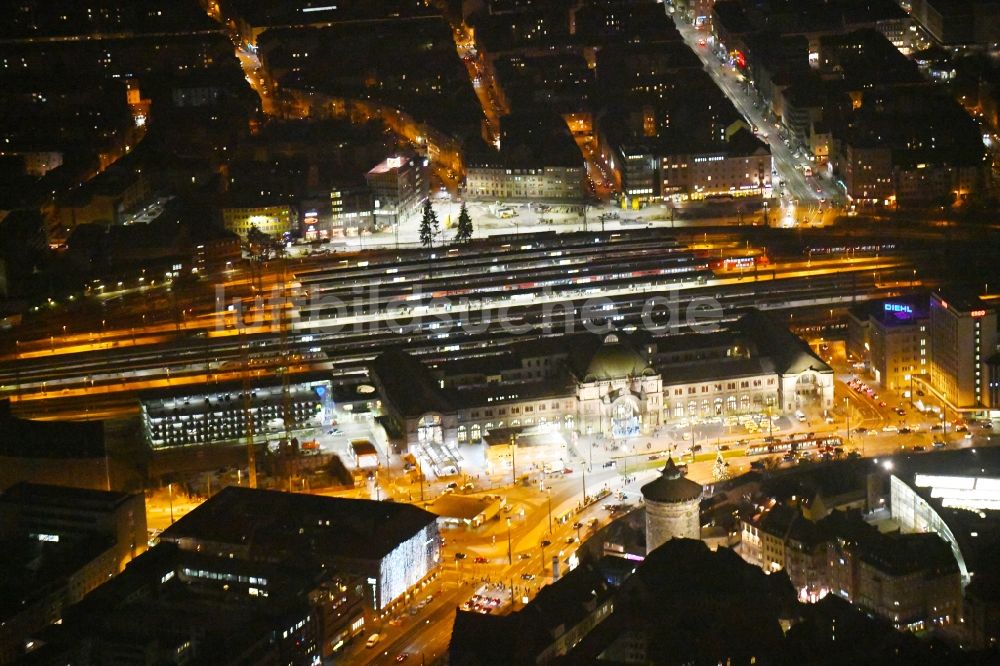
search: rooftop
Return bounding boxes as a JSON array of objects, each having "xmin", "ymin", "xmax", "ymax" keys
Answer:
[
  {"xmin": 427, "ymin": 494, "xmax": 501, "ymax": 521},
  {"xmin": 933, "ymin": 287, "xmax": 992, "ymax": 314},
  {"xmin": 641, "ymin": 457, "xmax": 704, "ymax": 504},
  {"xmin": 161, "ymin": 486, "xmax": 438, "ymax": 562},
  {"xmin": 0, "ymin": 482, "xmax": 133, "ymax": 511},
  {"xmin": 0, "ymin": 400, "xmax": 105, "ymax": 458},
  {"xmin": 370, "ymin": 349, "xmax": 454, "ymax": 418}
]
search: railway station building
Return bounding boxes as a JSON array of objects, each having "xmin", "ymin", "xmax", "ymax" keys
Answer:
[{"xmin": 370, "ymin": 309, "xmax": 834, "ymax": 471}]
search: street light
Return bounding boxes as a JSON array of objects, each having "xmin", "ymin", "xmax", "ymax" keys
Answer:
[
  {"xmin": 506, "ymin": 517, "xmax": 513, "ymax": 566},
  {"xmin": 168, "ymin": 482, "xmax": 175, "ymax": 524},
  {"xmin": 844, "ymin": 397, "xmax": 851, "ymax": 447},
  {"xmin": 547, "ymin": 488, "xmax": 553, "ymax": 534}
]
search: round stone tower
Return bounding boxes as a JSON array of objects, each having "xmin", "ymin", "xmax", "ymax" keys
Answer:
[{"xmin": 641, "ymin": 457, "xmax": 703, "ymax": 554}]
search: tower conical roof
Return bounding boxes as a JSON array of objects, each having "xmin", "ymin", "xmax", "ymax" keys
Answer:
[{"xmin": 641, "ymin": 456, "xmax": 703, "ymax": 503}]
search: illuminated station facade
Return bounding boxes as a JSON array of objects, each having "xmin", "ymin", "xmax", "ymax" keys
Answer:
[{"xmin": 371, "ymin": 310, "xmax": 834, "ymax": 473}]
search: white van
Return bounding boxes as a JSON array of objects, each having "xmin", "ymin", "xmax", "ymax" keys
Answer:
[
  {"xmin": 795, "ymin": 410, "xmax": 807, "ymax": 422},
  {"xmin": 366, "ymin": 634, "xmax": 380, "ymax": 649}
]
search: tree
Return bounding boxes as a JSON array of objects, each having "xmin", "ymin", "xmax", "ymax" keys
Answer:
[
  {"xmin": 455, "ymin": 202, "xmax": 473, "ymax": 243},
  {"xmin": 712, "ymin": 450, "xmax": 731, "ymax": 481},
  {"xmin": 419, "ymin": 199, "xmax": 439, "ymax": 248},
  {"xmin": 246, "ymin": 225, "xmax": 278, "ymax": 260}
]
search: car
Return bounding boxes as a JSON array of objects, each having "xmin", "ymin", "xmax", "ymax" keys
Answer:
[
  {"xmin": 519, "ymin": 553, "xmax": 531, "ymax": 560},
  {"xmin": 563, "ymin": 468, "xmax": 574, "ymax": 474},
  {"xmin": 855, "ymin": 427, "xmax": 868, "ymax": 434},
  {"xmin": 750, "ymin": 461, "xmax": 766, "ymax": 471},
  {"xmin": 446, "ymin": 482, "xmax": 458, "ymax": 489},
  {"xmin": 931, "ymin": 424, "xmax": 943, "ymax": 431},
  {"xmin": 882, "ymin": 425, "xmax": 898, "ymax": 433},
  {"xmin": 691, "ymin": 444, "xmax": 703, "ymax": 452},
  {"xmin": 932, "ymin": 441, "xmax": 947, "ymax": 449},
  {"xmin": 896, "ymin": 408, "xmax": 906, "ymax": 416},
  {"xmin": 698, "ymin": 39, "xmax": 707, "ymax": 46},
  {"xmin": 474, "ymin": 556, "xmax": 488, "ymax": 564},
  {"xmin": 566, "ymin": 536, "xmax": 576, "ymax": 544},
  {"xmin": 719, "ymin": 444, "xmax": 730, "ymax": 451},
  {"xmin": 455, "ymin": 552, "xmax": 467, "ymax": 560},
  {"xmin": 573, "ymin": 522, "xmax": 584, "ymax": 530},
  {"xmin": 396, "ymin": 654, "xmax": 410, "ymax": 663},
  {"xmin": 878, "ymin": 401, "xmax": 887, "ymax": 408},
  {"xmin": 912, "ymin": 445, "xmax": 926, "ymax": 452},
  {"xmin": 521, "ymin": 573, "xmax": 535, "ymax": 581},
  {"xmin": 898, "ymin": 427, "xmax": 911, "ymax": 434},
  {"xmin": 366, "ymin": 634, "xmax": 381, "ymax": 649},
  {"xmin": 955, "ymin": 425, "xmax": 969, "ymax": 433}
]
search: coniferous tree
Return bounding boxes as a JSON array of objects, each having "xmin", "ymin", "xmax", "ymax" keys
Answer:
[
  {"xmin": 419, "ymin": 199, "xmax": 439, "ymax": 248},
  {"xmin": 455, "ymin": 202, "xmax": 474, "ymax": 243}
]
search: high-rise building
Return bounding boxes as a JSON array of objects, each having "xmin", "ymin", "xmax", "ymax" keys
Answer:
[
  {"xmin": 0, "ymin": 483, "xmax": 147, "ymax": 663},
  {"xmin": 847, "ymin": 296, "xmax": 929, "ymax": 393},
  {"xmin": 929, "ymin": 289, "xmax": 997, "ymax": 409},
  {"xmin": 365, "ymin": 154, "xmax": 428, "ymax": 228}
]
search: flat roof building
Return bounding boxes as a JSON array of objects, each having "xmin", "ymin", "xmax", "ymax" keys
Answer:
[
  {"xmin": 0, "ymin": 483, "xmax": 146, "ymax": 663},
  {"xmin": 847, "ymin": 294, "xmax": 930, "ymax": 393},
  {"xmin": 365, "ymin": 154, "xmax": 428, "ymax": 227},
  {"xmin": 31, "ymin": 540, "xmax": 366, "ymax": 664},
  {"xmin": 929, "ymin": 288, "xmax": 997, "ymax": 410},
  {"xmin": 160, "ymin": 487, "xmax": 440, "ymax": 613}
]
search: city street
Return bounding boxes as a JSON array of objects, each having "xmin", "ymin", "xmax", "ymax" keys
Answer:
[{"xmin": 670, "ymin": 11, "xmax": 845, "ymax": 208}]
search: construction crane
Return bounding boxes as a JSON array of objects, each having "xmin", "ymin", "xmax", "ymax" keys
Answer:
[
  {"xmin": 276, "ymin": 248, "xmax": 296, "ymax": 490},
  {"xmin": 241, "ymin": 253, "xmax": 266, "ymax": 489}
]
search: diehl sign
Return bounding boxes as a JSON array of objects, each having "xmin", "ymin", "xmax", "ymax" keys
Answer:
[{"xmin": 884, "ymin": 303, "xmax": 913, "ymax": 315}]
